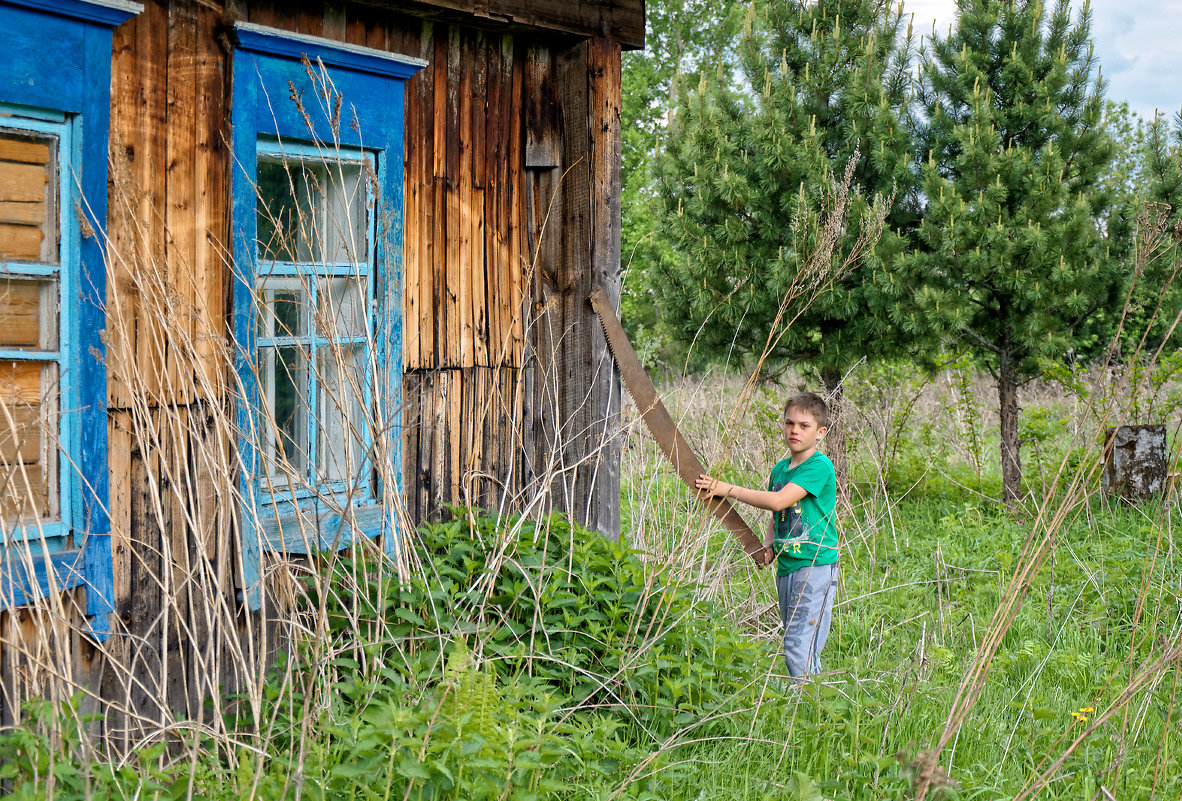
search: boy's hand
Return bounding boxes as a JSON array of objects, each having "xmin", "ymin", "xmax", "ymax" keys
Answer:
[
  {"xmin": 760, "ymin": 546, "xmax": 774, "ymax": 568},
  {"xmin": 694, "ymin": 473, "xmax": 729, "ymax": 499}
]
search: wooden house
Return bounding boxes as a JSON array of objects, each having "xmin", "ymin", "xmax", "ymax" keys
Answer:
[{"xmin": 0, "ymin": 0, "xmax": 640, "ymax": 741}]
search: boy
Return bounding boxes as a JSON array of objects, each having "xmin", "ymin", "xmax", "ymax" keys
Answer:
[{"xmin": 695, "ymin": 392, "xmax": 839, "ymax": 678}]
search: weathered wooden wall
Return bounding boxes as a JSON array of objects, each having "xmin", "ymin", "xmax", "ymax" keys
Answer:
[
  {"xmin": 0, "ymin": 0, "xmax": 624, "ymax": 735},
  {"xmin": 394, "ymin": 14, "xmax": 623, "ymax": 534}
]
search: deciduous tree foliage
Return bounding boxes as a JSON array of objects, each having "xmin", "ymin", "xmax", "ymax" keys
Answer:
[
  {"xmin": 892, "ymin": 0, "xmax": 1118, "ymax": 504},
  {"xmin": 620, "ymin": 0, "xmax": 745, "ymax": 367},
  {"xmin": 654, "ymin": 0, "xmax": 916, "ymax": 476}
]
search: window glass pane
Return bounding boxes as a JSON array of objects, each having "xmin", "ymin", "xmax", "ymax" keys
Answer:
[
  {"xmin": 256, "ymin": 156, "xmax": 367, "ymax": 265},
  {"xmin": 0, "ymin": 360, "xmax": 57, "ymax": 527},
  {"xmin": 319, "ymin": 276, "xmax": 368, "ymax": 339},
  {"xmin": 323, "ymin": 162, "xmax": 367, "ymax": 264},
  {"xmin": 0, "ymin": 278, "xmax": 58, "ymax": 350},
  {"xmin": 257, "ymin": 277, "xmax": 308, "ymax": 339},
  {"xmin": 0, "ymin": 130, "xmax": 57, "ymax": 264},
  {"xmin": 317, "ymin": 346, "xmax": 366, "ymax": 486},
  {"xmin": 260, "ymin": 345, "xmax": 308, "ymax": 481},
  {"xmin": 256, "ymin": 158, "xmax": 317, "ymax": 264}
]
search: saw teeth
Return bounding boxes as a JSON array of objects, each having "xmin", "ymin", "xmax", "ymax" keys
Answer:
[{"xmin": 589, "ymin": 287, "xmax": 763, "ymax": 559}]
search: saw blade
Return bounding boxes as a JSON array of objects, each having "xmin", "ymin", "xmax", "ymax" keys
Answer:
[{"xmin": 589, "ymin": 287, "xmax": 765, "ymax": 562}]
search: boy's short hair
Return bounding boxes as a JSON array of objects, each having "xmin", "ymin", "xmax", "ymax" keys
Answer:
[{"xmin": 784, "ymin": 392, "xmax": 829, "ymax": 429}]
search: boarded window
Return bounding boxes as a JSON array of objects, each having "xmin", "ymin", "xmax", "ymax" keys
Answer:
[
  {"xmin": 0, "ymin": 126, "xmax": 63, "ymax": 540},
  {"xmin": 0, "ymin": 361, "xmax": 57, "ymax": 525},
  {"xmin": 0, "ymin": 130, "xmax": 57, "ymax": 264}
]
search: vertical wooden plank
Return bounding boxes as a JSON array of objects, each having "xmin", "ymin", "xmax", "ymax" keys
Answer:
[
  {"xmin": 127, "ymin": 418, "xmax": 164, "ymax": 727},
  {"xmin": 366, "ymin": 9, "xmax": 389, "ymax": 52},
  {"xmin": 159, "ymin": 408, "xmax": 189, "ymax": 719},
  {"xmin": 418, "ymin": 371, "xmax": 437, "ymax": 523},
  {"xmin": 401, "ymin": 372, "xmax": 419, "ymax": 524},
  {"xmin": 343, "ymin": 4, "xmax": 368, "ymax": 47},
  {"xmin": 586, "ymin": 37, "xmax": 623, "ymax": 538},
  {"xmin": 429, "ymin": 371, "xmax": 449, "ymax": 520},
  {"xmin": 524, "ymin": 44, "xmax": 559, "ymax": 168},
  {"xmin": 294, "ymin": 3, "xmax": 323, "ymax": 37},
  {"xmin": 166, "ymin": 0, "xmax": 199, "ymax": 406},
  {"xmin": 417, "ymin": 23, "xmax": 435, "ymax": 370},
  {"xmin": 193, "ymin": 2, "xmax": 227, "ymax": 401},
  {"xmin": 508, "ymin": 38, "xmax": 525, "ymax": 363},
  {"xmin": 134, "ymin": 0, "xmax": 169, "ymax": 406},
  {"xmin": 247, "ymin": 1, "xmax": 281, "ymax": 27},
  {"xmin": 384, "ymin": 11, "xmax": 416, "ymax": 56},
  {"xmin": 183, "ymin": 406, "xmax": 215, "ymax": 677},
  {"xmin": 106, "ymin": 13, "xmax": 139, "ymax": 410},
  {"xmin": 432, "ymin": 30, "xmax": 449, "ymax": 369},
  {"xmin": 323, "ymin": 2, "xmax": 346, "ymax": 40},
  {"xmin": 448, "ymin": 370, "xmax": 462, "ymax": 503},
  {"xmin": 401, "ymin": 15, "xmax": 420, "ymax": 369},
  {"xmin": 403, "ymin": 44, "xmax": 423, "ymax": 370},
  {"xmin": 470, "ymin": 32, "xmax": 488, "ymax": 367},
  {"xmin": 497, "ymin": 33, "xmax": 516, "ymax": 367},
  {"xmin": 483, "ymin": 36, "xmax": 502, "ymax": 366},
  {"xmin": 459, "ymin": 368, "xmax": 473, "ymax": 506},
  {"xmin": 555, "ymin": 42, "xmax": 593, "ymax": 521},
  {"xmin": 476, "ymin": 368, "xmax": 487, "ymax": 507},
  {"xmin": 472, "ymin": 33, "xmax": 488, "ymax": 192},
  {"xmin": 524, "ymin": 57, "xmax": 563, "ymax": 513},
  {"xmin": 0, "ymin": 612, "xmax": 15, "ymax": 729},
  {"xmin": 108, "ymin": 413, "xmax": 132, "ymax": 626},
  {"xmin": 490, "ymin": 34, "xmax": 513, "ymax": 368},
  {"xmin": 99, "ymin": 418, "xmax": 132, "ymax": 750},
  {"xmin": 453, "ymin": 29, "xmax": 471, "ymax": 368}
]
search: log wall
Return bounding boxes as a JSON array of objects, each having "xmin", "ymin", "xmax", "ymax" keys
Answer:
[{"xmin": 0, "ymin": 0, "xmax": 623, "ymax": 737}]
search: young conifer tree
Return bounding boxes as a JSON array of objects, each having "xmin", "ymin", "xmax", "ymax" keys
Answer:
[
  {"xmin": 893, "ymin": 0, "xmax": 1118, "ymax": 504},
  {"xmin": 655, "ymin": 0, "xmax": 916, "ymax": 478},
  {"xmin": 1124, "ymin": 112, "xmax": 1182, "ymax": 354}
]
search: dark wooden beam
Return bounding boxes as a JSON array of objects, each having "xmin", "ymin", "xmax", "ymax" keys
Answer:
[{"xmin": 358, "ymin": 0, "xmax": 644, "ymax": 50}]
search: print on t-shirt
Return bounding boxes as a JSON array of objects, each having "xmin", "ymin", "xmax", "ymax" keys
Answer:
[{"xmin": 774, "ymin": 485, "xmax": 810, "ymax": 554}]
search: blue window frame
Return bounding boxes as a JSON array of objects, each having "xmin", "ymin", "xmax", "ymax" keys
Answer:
[
  {"xmin": 230, "ymin": 23, "xmax": 424, "ymax": 609},
  {"xmin": 0, "ymin": 0, "xmax": 140, "ymax": 640}
]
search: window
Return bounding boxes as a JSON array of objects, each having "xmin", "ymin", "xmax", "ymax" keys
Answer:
[
  {"xmin": 230, "ymin": 24, "xmax": 424, "ymax": 609},
  {"xmin": 0, "ymin": 0, "xmax": 141, "ymax": 637},
  {"xmin": 0, "ymin": 118, "xmax": 70, "ymax": 545},
  {"xmin": 253, "ymin": 145, "xmax": 376, "ymax": 503}
]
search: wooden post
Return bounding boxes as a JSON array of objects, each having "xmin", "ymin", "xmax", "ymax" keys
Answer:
[{"xmin": 543, "ymin": 36, "xmax": 621, "ymax": 539}]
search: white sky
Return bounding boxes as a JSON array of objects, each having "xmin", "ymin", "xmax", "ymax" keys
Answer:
[{"xmin": 903, "ymin": 0, "xmax": 1182, "ymax": 122}]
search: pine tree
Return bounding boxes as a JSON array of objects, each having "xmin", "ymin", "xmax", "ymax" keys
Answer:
[
  {"xmin": 654, "ymin": 0, "xmax": 917, "ymax": 476},
  {"xmin": 893, "ymin": 0, "xmax": 1118, "ymax": 504},
  {"xmin": 1123, "ymin": 111, "xmax": 1182, "ymax": 355}
]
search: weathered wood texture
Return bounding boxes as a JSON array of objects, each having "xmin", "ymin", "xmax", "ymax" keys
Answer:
[
  {"xmin": 391, "ymin": 8, "xmax": 622, "ymax": 535},
  {"xmin": 97, "ymin": 404, "xmax": 256, "ymax": 747},
  {"xmin": 1, "ymin": 0, "xmax": 625, "ymax": 732},
  {"xmin": 363, "ymin": 0, "xmax": 644, "ymax": 50},
  {"xmin": 107, "ymin": 0, "xmax": 229, "ymax": 410}
]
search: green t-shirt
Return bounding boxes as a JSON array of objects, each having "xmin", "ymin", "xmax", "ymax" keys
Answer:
[{"xmin": 768, "ymin": 452, "xmax": 839, "ymax": 576}]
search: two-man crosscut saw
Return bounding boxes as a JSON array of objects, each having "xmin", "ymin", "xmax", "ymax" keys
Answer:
[{"xmin": 589, "ymin": 287, "xmax": 765, "ymax": 564}]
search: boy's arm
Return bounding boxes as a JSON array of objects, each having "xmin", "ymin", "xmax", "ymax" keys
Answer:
[
  {"xmin": 695, "ymin": 473, "xmax": 808, "ymax": 512},
  {"xmin": 760, "ymin": 521, "xmax": 774, "ymax": 568}
]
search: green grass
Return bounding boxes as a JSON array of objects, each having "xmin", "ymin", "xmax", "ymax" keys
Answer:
[
  {"xmin": 660, "ymin": 488, "xmax": 1182, "ymax": 800},
  {"xmin": 2, "ymin": 369, "xmax": 1179, "ymax": 800}
]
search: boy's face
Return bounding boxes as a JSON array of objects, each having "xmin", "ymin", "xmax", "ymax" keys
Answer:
[{"xmin": 783, "ymin": 406, "xmax": 827, "ymax": 457}]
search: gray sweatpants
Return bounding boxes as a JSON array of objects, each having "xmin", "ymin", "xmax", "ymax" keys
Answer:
[{"xmin": 776, "ymin": 563, "xmax": 838, "ymax": 678}]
